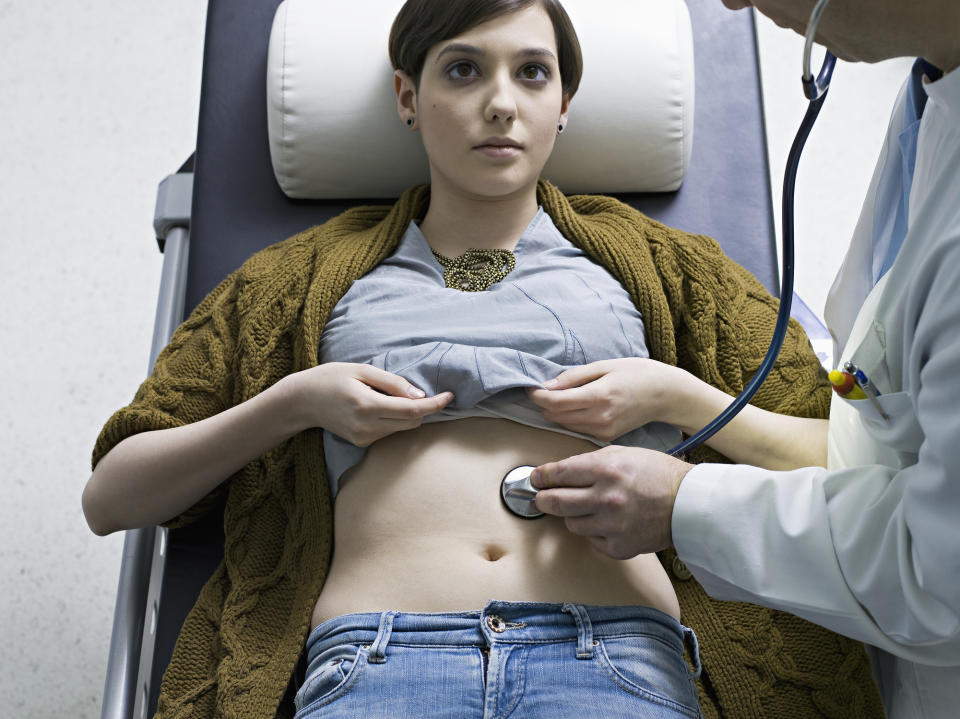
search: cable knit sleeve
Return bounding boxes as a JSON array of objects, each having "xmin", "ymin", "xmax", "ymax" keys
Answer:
[
  {"xmin": 640, "ymin": 227, "xmax": 830, "ymax": 468},
  {"xmin": 727, "ymin": 260, "xmax": 831, "ymax": 419},
  {"xmin": 91, "ymin": 269, "xmax": 241, "ymax": 529},
  {"xmin": 656, "ymin": 230, "xmax": 830, "ymax": 414}
]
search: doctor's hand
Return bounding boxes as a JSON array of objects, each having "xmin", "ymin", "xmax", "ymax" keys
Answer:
[
  {"xmin": 525, "ymin": 358, "xmax": 693, "ymax": 441},
  {"xmin": 530, "ymin": 445, "xmax": 693, "ymax": 559},
  {"xmin": 289, "ymin": 362, "xmax": 454, "ymax": 447}
]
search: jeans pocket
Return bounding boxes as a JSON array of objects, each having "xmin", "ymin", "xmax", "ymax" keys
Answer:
[
  {"xmin": 294, "ymin": 644, "xmax": 367, "ymax": 715},
  {"xmin": 595, "ymin": 635, "xmax": 701, "ymax": 717}
]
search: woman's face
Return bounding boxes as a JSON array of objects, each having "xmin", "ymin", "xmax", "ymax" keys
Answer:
[{"xmin": 395, "ymin": 3, "xmax": 570, "ymax": 201}]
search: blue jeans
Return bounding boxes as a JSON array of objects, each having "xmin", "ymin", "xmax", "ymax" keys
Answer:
[{"xmin": 295, "ymin": 600, "xmax": 702, "ymax": 718}]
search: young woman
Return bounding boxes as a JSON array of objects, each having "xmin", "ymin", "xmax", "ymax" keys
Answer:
[{"xmin": 84, "ymin": 1, "xmax": 881, "ymax": 718}]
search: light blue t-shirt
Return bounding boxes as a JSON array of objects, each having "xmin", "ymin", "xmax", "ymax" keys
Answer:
[{"xmin": 319, "ymin": 208, "xmax": 682, "ymax": 497}]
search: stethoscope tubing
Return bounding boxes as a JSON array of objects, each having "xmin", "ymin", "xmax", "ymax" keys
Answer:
[
  {"xmin": 664, "ymin": 1, "xmax": 837, "ymax": 458},
  {"xmin": 665, "ymin": 71, "xmax": 834, "ymax": 459}
]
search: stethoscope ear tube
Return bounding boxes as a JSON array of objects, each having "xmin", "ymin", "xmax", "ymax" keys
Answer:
[{"xmin": 803, "ymin": 0, "xmax": 837, "ymax": 100}]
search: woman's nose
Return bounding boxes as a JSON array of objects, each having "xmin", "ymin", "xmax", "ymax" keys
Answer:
[{"xmin": 485, "ymin": 71, "xmax": 517, "ymax": 124}]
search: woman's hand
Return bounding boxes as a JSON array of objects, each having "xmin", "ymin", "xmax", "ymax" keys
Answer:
[
  {"xmin": 525, "ymin": 358, "xmax": 693, "ymax": 441},
  {"xmin": 288, "ymin": 362, "xmax": 454, "ymax": 446},
  {"xmin": 528, "ymin": 357, "xmax": 829, "ymax": 470}
]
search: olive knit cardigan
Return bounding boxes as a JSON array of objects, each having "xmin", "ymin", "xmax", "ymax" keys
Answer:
[{"xmin": 93, "ymin": 181, "xmax": 884, "ymax": 718}]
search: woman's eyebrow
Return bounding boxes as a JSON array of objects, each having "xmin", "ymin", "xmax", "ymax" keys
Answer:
[
  {"xmin": 435, "ymin": 43, "xmax": 557, "ymax": 63},
  {"xmin": 516, "ymin": 47, "xmax": 557, "ymax": 62}
]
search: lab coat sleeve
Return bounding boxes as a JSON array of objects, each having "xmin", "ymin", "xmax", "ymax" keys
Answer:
[
  {"xmin": 673, "ymin": 461, "xmax": 960, "ymax": 665},
  {"xmin": 673, "ymin": 80, "xmax": 960, "ymax": 662},
  {"xmin": 672, "ymin": 245, "xmax": 960, "ymax": 664}
]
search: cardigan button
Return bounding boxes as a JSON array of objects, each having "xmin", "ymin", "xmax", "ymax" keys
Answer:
[{"xmin": 671, "ymin": 555, "xmax": 693, "ymax": 581}]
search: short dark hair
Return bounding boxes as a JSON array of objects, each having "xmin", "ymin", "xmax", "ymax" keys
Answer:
[{"xmin": 389, "ymin": 0, "xmax": 583, "ymax": 98}]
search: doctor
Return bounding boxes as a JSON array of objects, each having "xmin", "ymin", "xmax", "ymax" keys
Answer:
[{"xmin": 526, "ymin": 0, "xmax": 960, "ymax": 716}]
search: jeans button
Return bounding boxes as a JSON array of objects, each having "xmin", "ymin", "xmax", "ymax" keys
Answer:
[{"xmin": 486, "ymin": 615, "xmax": 506, "ymax": 633}]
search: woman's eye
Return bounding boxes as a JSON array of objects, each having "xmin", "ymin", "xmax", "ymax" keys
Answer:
[
  {"xmin": 448, "ymin": 62, "xmax": 479, "ymax": 80},
  {"xmin": 520, "ymin": 64, "xmax": 549, "ymax": 82}
]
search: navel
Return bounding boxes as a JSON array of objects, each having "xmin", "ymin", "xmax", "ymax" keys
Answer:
[{"xmin": 482, "ymin": 545, "xmax": 508, "ymax": 562}]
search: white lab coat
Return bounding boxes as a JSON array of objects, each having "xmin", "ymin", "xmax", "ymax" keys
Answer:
[{"xmin": 672, "ymin": 64, "xmax": 960, "ymax": 718}]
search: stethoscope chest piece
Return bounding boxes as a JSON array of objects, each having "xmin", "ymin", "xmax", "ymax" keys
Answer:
[{"xmin": 500, "ymin": 465, "xmax": 544, "ymax": 519}]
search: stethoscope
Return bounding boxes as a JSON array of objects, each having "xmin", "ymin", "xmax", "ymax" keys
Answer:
[{"xmin": 502, "ymin": 0, "xmax": 838, "ymax": 518}]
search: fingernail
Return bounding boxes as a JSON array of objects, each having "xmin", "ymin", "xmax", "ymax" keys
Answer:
[
  {"xmin": 544, "ymin": 378, "xmax": 559, "ymax": 387},
  {"xmin": 408, "ymin": 386, "xmax": 425, "ymax": 398}
]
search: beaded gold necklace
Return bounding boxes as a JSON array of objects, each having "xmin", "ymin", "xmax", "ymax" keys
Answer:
[{"xmin": 431, "ymin": 247, "xmax": 516, "ymax": 292}]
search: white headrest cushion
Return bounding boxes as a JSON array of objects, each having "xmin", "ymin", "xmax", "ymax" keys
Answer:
[{"xmin": 267, "ymin": 0, "xmax": 694, "ymax": 199}]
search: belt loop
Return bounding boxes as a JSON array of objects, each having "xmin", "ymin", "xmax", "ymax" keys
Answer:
[
  {"xmin": 562, "ymin": 603, "xmax": 595, "ymax": 659},
  {"xmin": 368, "ymin": 612, "xmax": 396, "ymax": 664},
  {"xmin": 683, "ymin": 626, "xmax": 702, "ymax": 679}
]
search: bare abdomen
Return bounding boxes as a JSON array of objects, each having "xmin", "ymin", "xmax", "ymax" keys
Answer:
[{"xmin": 312, "ymin": 417, "xmax": 679, "ymax": 628}]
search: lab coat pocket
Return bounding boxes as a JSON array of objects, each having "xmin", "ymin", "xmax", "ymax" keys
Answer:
[
  {"xmin": 835, "ymin": 318, "xmax": 922, "ymax": 463},
  {"xmin": 835, "ymin": 395, "xmax": 888, "ymax": 425},
  {"xmin": 838, "ymin": 391, "xmax": 923, "ymax": 457}
]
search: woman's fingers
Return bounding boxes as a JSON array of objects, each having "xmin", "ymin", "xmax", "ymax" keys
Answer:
[
  {"xmin": 527, "ymin": 385, "xmax": 595, "ymax": 412},
  {"xmin": 527, "ymin": 360, "xmax": 636, "ymax": 414},
  {"xmin": 545, "ymin": 361, "xmax": 613, "ymax": 389},
  {"xmin": 348, "ymin": 394, "xmax": 454, "ymax": 445},
  {"xmin": 356, "ymin": 364, "xmax": 429, "ymax": 399},
  {"xmin": 375, "ymin": 391, "xmax": 455, "ymax": 420},
  {"xmin": 349, "ymin": 365, "xmax": 454, "ymax": 417}
]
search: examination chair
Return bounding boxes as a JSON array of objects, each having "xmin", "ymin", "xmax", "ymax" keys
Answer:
[{"xmin": 98, "ymin": 1, "xmax": 829, "ymax": 717}]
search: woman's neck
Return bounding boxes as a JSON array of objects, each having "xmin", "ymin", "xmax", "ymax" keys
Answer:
[{"xmin": 418, "ymin": 183, "xmax": 540, "ymax": 258}]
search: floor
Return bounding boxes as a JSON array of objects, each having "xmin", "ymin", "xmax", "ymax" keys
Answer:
[{"xmin": 0, "ymin": 3, "xmax": 911, "ymax": 716}]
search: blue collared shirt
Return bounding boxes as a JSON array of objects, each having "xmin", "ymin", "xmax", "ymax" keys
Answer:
[{"xmin": 872, "ymin": 59, "xmax": 943, "ymax": 283}]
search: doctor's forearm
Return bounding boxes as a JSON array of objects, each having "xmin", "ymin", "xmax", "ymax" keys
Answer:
[{"xmin": 667, "ymin": 381, "xmax": 828, "ymax": 470}]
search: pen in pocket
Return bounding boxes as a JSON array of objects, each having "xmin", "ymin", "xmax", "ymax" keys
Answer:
[
  {"xmin": 842, "ymin": 362, "xmax": 890, "ymax": 421},
  {"xmin": 828, "ymin": 370, "xmax": 867, "ymax": 399},
  {"xmin": 844, "ymin": 363, "xmax": 881, "ymax": 396}
]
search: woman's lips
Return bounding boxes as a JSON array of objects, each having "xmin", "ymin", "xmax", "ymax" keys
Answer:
[{"xmin": 475, "ymin": 145, "xmax": 523, "ymax": 158}]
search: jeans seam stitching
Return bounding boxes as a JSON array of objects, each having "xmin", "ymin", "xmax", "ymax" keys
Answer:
[
  {"xmin": 298, "ymin": 647, "xmax": 368, "ymax": 714},
  {"xmin": 498, "ymin": 646, "xmax": 527, "ymax": 719},
  {"xmin": 594, "ymin": 640, "xmax": 700, "ymax": 717}
]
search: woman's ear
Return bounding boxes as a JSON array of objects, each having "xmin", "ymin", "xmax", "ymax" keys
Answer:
[
  {"xmin": 394, "ymin": 69, "xmax": 418, "ymax": 128},
  {"xmin": 558, "ymin": 92, "xmax": 571, "ymax": 131}
]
